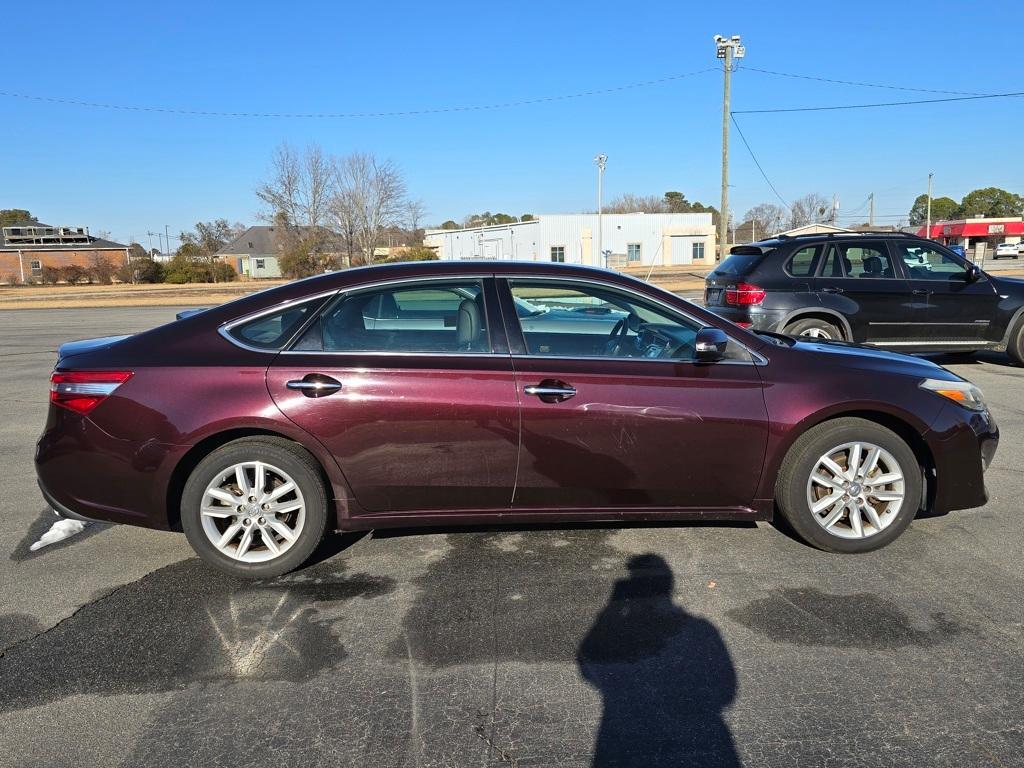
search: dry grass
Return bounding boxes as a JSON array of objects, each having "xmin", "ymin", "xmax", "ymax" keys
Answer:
[{"xmin": 0, "ymin": 280, "xmax": 287, "ymax": 310}]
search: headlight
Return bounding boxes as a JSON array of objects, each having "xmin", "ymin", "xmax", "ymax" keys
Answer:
[{"xmin": 920, "ymin": 378, "xmax": 987, "ymax": 412}]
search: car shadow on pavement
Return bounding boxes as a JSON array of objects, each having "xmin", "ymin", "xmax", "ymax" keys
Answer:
[{"xmin": 577, "ymin": 553, "xmax": 740, "ymax": 768}]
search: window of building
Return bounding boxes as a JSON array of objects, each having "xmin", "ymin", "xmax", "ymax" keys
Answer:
[
  {"xmin": 692, "ymin": 242, "xmax": 706, "ymax": 261},
  {"xmin": 254, "ymin": 258, "xmax": 266, "ymax": 270},
  {"xmin": 305, "ymin": 280, "xmax": 490, "ymax": 354},
  {"xmin": 29, "ymin": 260, "xmax": 42, "ymax": 277},
  {"xmin": 627, "ymin": 243, "xmax": 641, "ymax": 263},
  {"xmin": 550, "ymin": 246, "xmax": 565, "ymax": 263}
]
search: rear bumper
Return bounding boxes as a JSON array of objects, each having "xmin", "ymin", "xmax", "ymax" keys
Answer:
[
  {"xmin": 705, "ymin": 305, "xmax": 787, "ymax": 332},
  {"xmin": 926, "ymin": 404, "xmax": 999, "ymax": 514},
  {"xmin": 38, "ymin": 479, "xmax": 107, "ymax": 524}
]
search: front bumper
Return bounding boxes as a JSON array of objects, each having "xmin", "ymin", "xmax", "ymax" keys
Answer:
[{"xmin": 926, "ymin": 404, "xmax": 999, "ymax": 514}]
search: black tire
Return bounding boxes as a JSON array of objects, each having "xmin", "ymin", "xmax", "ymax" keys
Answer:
[
  {"xmin": 1008, "ymin": 320, "xmax": 1024, "ymax": 366},
  {"xmin": 181, "ymin": 437, "xmax": 329, "ymax": 578},
  {"xmin": 783, "ymin": 317, "xmax": 844, "ymax": 341},
  {"xmin": 775, "ymin": 417, "xmax": 922, "ymax": 554}
]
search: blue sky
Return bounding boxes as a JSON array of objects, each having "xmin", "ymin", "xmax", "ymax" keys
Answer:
[{"xmin": 3, "ymin": 0, "xmax": 1022, "ymax": 246}]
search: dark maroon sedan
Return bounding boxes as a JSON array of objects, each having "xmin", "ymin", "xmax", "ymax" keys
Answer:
[{"xmin": 37, "ymin": 262, "xmax": 998, "ymax": 577}]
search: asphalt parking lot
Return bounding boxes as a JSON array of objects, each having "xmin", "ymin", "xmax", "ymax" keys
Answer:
[{"xmin": 2, "ymin": 307, "xmax": 1023, "ymax": 768}]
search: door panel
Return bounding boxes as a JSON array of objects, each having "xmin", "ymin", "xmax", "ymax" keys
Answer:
[
  {"xmin": 270, "ymin": 357, "xmax": 519, "ymax": 513},
  {"xmin": 268, "ymin": 277, "xmax": 519, "ymax": 515},
  {"xmin": 512, "ymin": 358, "xmax": 769, "ymax": 509},
  {"xmin": 893, "ymin": 241, "xmax": 1001, "ymax": 342},
  {"xmin": 813, "ymin": 241, "xmax": 915, "ymax": 343}
]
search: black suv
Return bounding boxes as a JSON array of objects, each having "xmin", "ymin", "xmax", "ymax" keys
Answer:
[{"xmin": 704, "ymin": 232, "xmax": 1024, "ymax": 363}]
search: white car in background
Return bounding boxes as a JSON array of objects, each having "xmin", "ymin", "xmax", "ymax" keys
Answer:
[{"xmin": 994, "ymin": 242, "xmax": 1021, "ymax": 259}]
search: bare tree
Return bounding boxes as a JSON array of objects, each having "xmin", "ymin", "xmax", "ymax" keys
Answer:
[
  {"xmin": 334, "ymin": 152, "xmax": 407, "ymax": 264},
  {"xmin": 603, "ymin": 193, "xmax": 666, "ymax": 214},
  {"xmin": 406, "ymin": 199, "xmax": 428, "ymax": 240},
  {"xmin": 742, "ymin": 203, "xmax": 788, "ymax": 238},
  {"xmin": 788, "ymin": 193, "xmax": 831, "ymax": 229},
  {"xmin": 256, "ymin": 143, "xmax": 336, "ymax": 232}
]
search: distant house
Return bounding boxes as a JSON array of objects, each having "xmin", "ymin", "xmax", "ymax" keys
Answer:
[
  {"xmin": 0, "ymin": 223, "xmax": 129, "ymax": 283},
  {"xmin": 214, "ymin": 225, "xmax": 286, "ymax": 279},
  {"xmin": 772, "ymin": 223, "xmax": 852, "ymax": 238}
]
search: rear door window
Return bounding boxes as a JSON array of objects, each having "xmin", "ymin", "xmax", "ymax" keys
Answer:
[
  {"xmin": 297, "ymin": 280, "xmax": 491, "ymax": 353},
  {"xmin": 820, "ymin": 242, "xmax": 899, "ymax": 279}
]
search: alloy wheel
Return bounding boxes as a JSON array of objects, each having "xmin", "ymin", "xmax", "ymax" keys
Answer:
[
  {"xmin": 800, "ymin": 327, "xmax": 833, "ymax": 340},
  {"xmin": 200, "ymin": 461, "xmax": 306, "ymax": 562},
  {"xmin": 805, "ymin": 441, "xmax": 905, "ymax": 540}
]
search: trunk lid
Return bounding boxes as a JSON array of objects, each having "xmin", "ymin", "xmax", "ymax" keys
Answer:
[{"xmin": 57, "ymin": 335, "xmax": 130, "ymax": 365}]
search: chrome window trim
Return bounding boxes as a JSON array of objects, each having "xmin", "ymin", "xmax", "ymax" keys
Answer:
[{"xmin": 503, "ymin": 275, "xmax": 766, "ymax": 366}]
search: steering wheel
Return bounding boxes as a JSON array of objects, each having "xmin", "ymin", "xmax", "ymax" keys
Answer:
[{"xmin": 604, "ymin": 313, "xmax": 638, "ymax": 356}]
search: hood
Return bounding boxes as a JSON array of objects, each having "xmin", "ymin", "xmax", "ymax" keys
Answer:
[
  {"xmin": 991, "ymin": 275, "xmax": 1024, "ymax": 291},
  {"xmin": 57, "ymin": 335, "xmax": 130, "ymax": 364},
  {"xmin": 787, "ymin": 338, "xmax": 961, "ymax": 382}
]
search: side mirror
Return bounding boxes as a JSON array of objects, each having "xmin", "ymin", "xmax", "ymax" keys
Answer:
[
  {"xmin": 965, "ymin": 264, "xmax": 982, "ymax": 283},
  {"xmin": 694, "ymin": 327, "xmax": 730, "ymax": 363}
]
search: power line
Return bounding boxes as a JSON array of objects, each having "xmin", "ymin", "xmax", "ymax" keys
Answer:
[
  {"xmin": 0, "ymin": 68, "xmax": 717, "ymax": 119},
  {"xmin": 729, "ymin": 114, "xmax": 790, "ymax": 209},
  {"xmin": 739, "ymin": 66, "xmax": 989, "ymax": 96},
  {"xmin": 734, "ymin": 90, "xmax": 1024, "ymax": 114}
]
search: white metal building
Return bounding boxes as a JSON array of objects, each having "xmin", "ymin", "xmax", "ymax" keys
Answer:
[{"xmin": 424, "ymin": 213, "xmax": 715, "ymax": 268}]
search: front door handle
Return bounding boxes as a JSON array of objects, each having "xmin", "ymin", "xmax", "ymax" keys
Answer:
[
  {"xmin": 912, "ymin": 288, "xmax": 932, "ymax": 296},
  {"xmin": 524, "ymin": 380, "xmax": 576, "ymax": 403},
  {"xmin": 820, "ymin": 287, "xmax": 844, "ymax": 294},
  {"xmin": 286, "ymin": 374, "xmax": 342, "ymax": 398}
]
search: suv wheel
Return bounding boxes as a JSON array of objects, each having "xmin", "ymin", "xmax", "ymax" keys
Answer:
[
  {"xmin": 1008, "ymin": 319, "xmax": 1024, "ymax": 366},
  {"xmin": 776, "ymin": 418, "xmax": 922, "ymax": 553},
  {"xmin": 181, "ymin": 437, "xmax": 329, "ymax": 578},
  {"xmin": 783, "ymin": 317, "xmax": 843, "ymax": 341}
]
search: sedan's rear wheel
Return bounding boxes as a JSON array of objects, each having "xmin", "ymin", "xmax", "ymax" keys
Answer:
[
  {"xmin": 776, "ymin": 418, "xmax": 921, "ymax": 553},
  {"xmin": 182, "ymin": 438, "xmax": 329, "ymax": 578}
]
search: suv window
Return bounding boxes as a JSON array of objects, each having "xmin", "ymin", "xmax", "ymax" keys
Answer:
[
  {"xmin": 786, "ymin": 245, "xmax": 822, "ymax": 277},
  {"xmin": 228, "ymin": 298, "xmax": 323, "ymax": 350},
  {"xmin": 300, "ymin": 280, "xmax": 490, "ymax": 353},
  {"xmin": 508, "ymin": 280, "xmax": 740, "ymax": 361},
  {"xmin": 896, "ymin": 243, "xmax": 969, "ymax": 282},
  {"xmin": 713, "ymin": 252, "xmax": 764, "ymax": 277},
  {"xmin": 821, "ymin": 242, "xmax": 898, "ymax": 279}
]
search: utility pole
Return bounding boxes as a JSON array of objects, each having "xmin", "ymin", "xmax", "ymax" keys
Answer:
[
  {"xmin": 165, "ymin": 224, "xmax": 171, "ymax": 257},
  {"xmin": 594, "ymin": 154, "xmax": 607, "ymax": 267},
  {"xmin": 714, "ymin": 34, "xmax": 744, "ymax": 261},
  {"xmin": 925, "ymin": 172, "xmax": 934, "ymax": 240},
  {"xmin": 868, "ymin": 193, "xmax": 875, "ymax": 227}
]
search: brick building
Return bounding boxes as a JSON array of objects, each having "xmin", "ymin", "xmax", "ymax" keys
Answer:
[{"xmin": 0, "ymin": 223, "xmax": 130, "ymax": 283}]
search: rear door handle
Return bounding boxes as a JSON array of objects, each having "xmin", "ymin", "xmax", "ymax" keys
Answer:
[
  {"xmin": 524, "ymin": 381, "xmax": 576, "ymax": 402},
  {"xmin": 286, "ymin": 374, "xmax": 342, "ymax": 397},
  {"xmin": 912, "ymin": 289, "xmax": 931, "ymax": 296},
  {"xmin": 820, "ymin": 287, "xmax": 844, "ymax": 294}
]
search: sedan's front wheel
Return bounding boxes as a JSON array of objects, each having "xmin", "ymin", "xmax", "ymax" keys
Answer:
[
  {"xmin": 182, "ymin": 437, "xmax": 329, "ymax": 577},
  {"xmin": 776, "ymin": 418, "xmax": 922, "ymax": 553}
]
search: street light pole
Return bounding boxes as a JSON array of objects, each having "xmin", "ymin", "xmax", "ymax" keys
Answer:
[
  {"xmin": 925, "ymin": 172, "xmax": 934, "ymax": 241},
  {"xmin": 714, "ymin": 34, "xmax": 745, "ymax": 261},
  {"xmin": 594, "ymin": 154, "xmax": 607, "ymax": 267}
]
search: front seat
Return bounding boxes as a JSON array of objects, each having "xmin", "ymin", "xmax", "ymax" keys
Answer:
[{"xmin": 456, "ymin": 298, "xmax": 484, "ymax": 351}]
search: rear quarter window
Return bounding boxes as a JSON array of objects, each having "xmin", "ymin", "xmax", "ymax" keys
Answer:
[{"xmin": 226, "ymin": 298, "xmax": 324, "ymax": 350}]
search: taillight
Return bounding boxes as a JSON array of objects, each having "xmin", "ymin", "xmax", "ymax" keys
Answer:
[
  {"xmin": 725, "ymin": 282, "xmax": 766, "ymax": 306},
  {"xmin": 50, "ymin": 371, "xmax": 133, "ymax": 415}
]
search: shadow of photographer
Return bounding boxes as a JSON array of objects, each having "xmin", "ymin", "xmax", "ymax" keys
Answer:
[{"xmin": 577, "ymin": 553, "xmax": 740, "ymax": 767}]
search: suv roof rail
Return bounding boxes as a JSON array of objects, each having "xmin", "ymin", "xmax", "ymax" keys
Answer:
[{"xmin": 776, "ymin": 231, "xmax": 919, "ymax": 240}]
